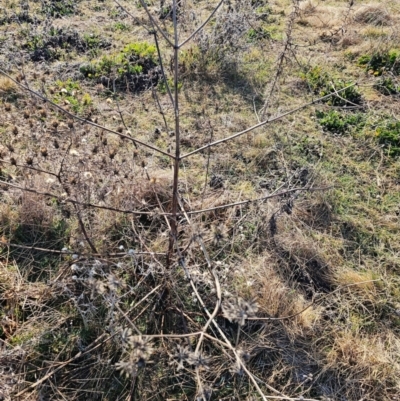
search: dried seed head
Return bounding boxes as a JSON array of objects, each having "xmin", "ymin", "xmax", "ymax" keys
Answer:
[
  {"xmin": 10, "ymin": 157, "xmax": 17, "ymax": 166},
  {"xmin": 109, "ymin": 149, "xmax": 116, "ymax": 159},
  {"xmin": 107, "ymin": 273, "xmax": 123, "ymax": 291},
  {"xmin": 12, "ymin": 126, "xmax": 18, "ymax": 136},
  {"xmin": 170, "ymin": 344, "xmax": 191, "ymax": 371},
  {"xmin": 222, "ymin": 297, "xmax": 258, "ymax": 326},
  {"xmin": 25, "ymin": 156, "xmax": 33, "ymax": 165},
  {"xmin": 40, "ymin": 147, "xmax": 48, "ymax": 157},
  {"xmin": 115, "ymin": 360, "xmax": 137, "ymax": 378}
]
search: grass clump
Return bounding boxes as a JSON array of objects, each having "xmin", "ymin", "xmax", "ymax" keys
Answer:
[
  {"xmin": 375, "ymin": 119, "xmax": 400, "ymax": 156},
  {"xmin": 53, "ymin": 79, "xmax": 93, "ymax": 114},
  {"xmin": 374, "ymin": 77, "xmax": 400, "ymax": 95},
  {"xmin": 302, "ymin": 66, "xmax": 362, "ymax": 106},
  {"xmin": 354, "ymin": 5, "xmax": 391, "ymax": 26},
  {"xmin": 41, "ymin": 0, "xmax": 78, "ymax": 17},
  {"xmin": 358, "ymin": 50, "xmax": 400, "ymax": 76},
  {"xmin": 80, "ymin": 42, "xmax": 160, "ymax": 91},
  {"xmin": 247, "ymin": 26, "xmax": 276, "ymax": 41},
  {"xmin": 22, "ymin": 28, "xmax": 110, "ymax": 62},
  {"xmin": 316, "ymin": 110, "xmax": 365, "ymax": 135},
  {"xmin": 0, "ymin": 76, "xmax": 17, "ymax": 98}
]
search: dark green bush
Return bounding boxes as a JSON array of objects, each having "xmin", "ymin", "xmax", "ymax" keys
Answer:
[
  {"xmin": 375, "ymin": 120, "xmax": 400, "ymax": 156},
  {"xmin": 374, "ymin": 77, "xmax": 399, "ymax": 95},
  {"xmin": 316, "ymin": 110, "xmax": 365, "ymax": 135},
  {"xmin": 358, "ymin": 50, "xmax": 400, "ymax": 76},
  {"xmin": 80, "ymin": 42, "xmax": 160, "ymax": 91},
  {"xmin": 42, "ymin": 0, "xmax": 78, "ymax": 17},
  {"xmin": 302, "ymin": 66, "xmax": 363, "ymax": 106}
]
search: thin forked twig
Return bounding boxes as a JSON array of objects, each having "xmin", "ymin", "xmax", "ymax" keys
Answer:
[
  {"xmin": 178, "ymin": 0, "xmax": 225, "ymax": 48},
  {"xmin": 137, "ymin": 0, "xmax": 174, "ymax": 47}
]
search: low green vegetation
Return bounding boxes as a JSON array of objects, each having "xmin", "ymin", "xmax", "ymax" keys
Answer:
[
  {"xmin": 375, "ymin": 119, "xmax": 400, "ymax": 156},
  {"xmin": 302, "ymin": 66, "xmax": 363, "ymax": 106},
  {"xmin": 316, "ymin": 110, "xmax": 365, "ymax": 135},
  {"xmin": 80, "ymin": 42, "xmax": 159, "ymax": 91},
  {"xmin": 358, "ymin": 49, "xmax": 400, "ymax": 76},
  {"xmin": 1, "ymin": 1, "xmax": 400, "ymax": 400},
  {"xmin": 374, "ymin": 76, "xmax": 400, "ymax": 95},
  {"xmin": 53, "ymin": 79, "xmax": 92, "ymax": 114},
  {"xmin": 41, "ymin": 0, "xmax": 78, "ymax": 17}
]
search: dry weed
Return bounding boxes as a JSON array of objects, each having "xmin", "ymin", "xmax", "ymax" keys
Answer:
[
  {"xmin": 354, "ymin": 4, "xmax": 392, "ymax": 26},
  {"xmin": 0, "ymin": 76, "xmax": 16, "ymax": 96}
]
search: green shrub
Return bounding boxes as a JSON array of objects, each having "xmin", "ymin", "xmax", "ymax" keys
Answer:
[
  {"xmin": 357, "ymin": 50, "xmax": 400, "ymax": 76},
  {"xmin": 53, "ymin": 79, "xmax": 92, "ymax": 114},
  {"xmin": 42, "ymin": 0, "xmax": 78, "ymax": 17},
  {"xmin": 113, "ymin": 22, "xmax": 129, "ymax": 31},
  {"xmin": 247, "ymin": 26, "xmax": 274, "ymax": 41},
  {"xmin": 375, "ymin": 120, "xmax": 400, "ymax": 156},
  {"xmin": 302, "ymin": 66, "xmax": 362, "ymax": 106},
  {"xmin": 316, "ymin": 110, "xmax": 365, "ymax": 135},
  {"xmin": 80, "ymin": 42, "xmax": 159, "ymax": 91},
  {"xmin": 374, "ymin": 77, "xmax": 400, "ymax": 95}
]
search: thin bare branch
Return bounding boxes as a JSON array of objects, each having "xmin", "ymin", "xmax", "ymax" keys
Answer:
[
  {"xmin": 137, "ymin": 0, "xmax": 174, "ymax": 47},
  {"xmin": 0, "ymin": 239, "xmax": 165, "ymax": 257},
  {"xmin": 180, "ymin": 83, "xmax": 358, "ymax": 159},
  {"xmin": 186, "ymin": 186, "xmax": 332, "ymax": 215},
  {"xmin": 178, "ymin": 0, "xmax": 225, "ymax": 48},
  {"xmin": 0, "ymin": 179, "xmax": 170, "ymax": 216},
  {"xmin": 0, "ymin": 69, "xmax": 173, "ymax": 159}
]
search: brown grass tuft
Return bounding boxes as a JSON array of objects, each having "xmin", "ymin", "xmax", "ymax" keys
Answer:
[
  {"xmin": 241, "ymin": 256, "xmax": 322, "ymax": 334},
  {"xmin": 354, "ymin": 5, "xmax": 391, "ymax": 26},
  {"xmin": 0, "ymin": 76, "xmax": 16, "ymax": 96},
  {"xmin": 326, "ymin": 331, "xmax": 400, "ymax": 390}
]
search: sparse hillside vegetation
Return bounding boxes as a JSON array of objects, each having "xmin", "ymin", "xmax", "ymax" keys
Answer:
[{"xmin": 1, "ymin": 1, "xmax": 400, "ymax": 401}]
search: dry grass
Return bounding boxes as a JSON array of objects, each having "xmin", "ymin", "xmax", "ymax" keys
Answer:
[
  {"xmin": 354, "ymin": 4, "xmax": 392, "ymax": 26},
  {"xmin": 0, "ymin": 0, "xmax": 400, "ymax": 400},
  {"xmin": 0, "ymin": 76, "xmax": 16, "ymax": 96}
]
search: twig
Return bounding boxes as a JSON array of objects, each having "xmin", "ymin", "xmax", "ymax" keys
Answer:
[
  {"xmin": 0, "ymin": 240, "xmax": 165, "ymax": 257},
  {"xmin": 180, "ymin": 84, "xmax": 358, "ymax": 159},
  {"xmin": 0, "ymin": 69, "xmax": 173, "ymax": 159},
  {"xmin": 178, "ymin": 0, "xmax": 225, "ymax": 48},
  {"xmin": 0, "ymin": 179, "xmax": 170, "ymax": 216},
  {"xmin": 186, "ymin": 186, "xmax": 333, "ymax": 215},
  {"xmin": 137, "ymin": 0, "xmax": 174, "ymax": 47},
  {"xmin": 15, "ymin": 333, "xmax": 110, "ymax": 398}
]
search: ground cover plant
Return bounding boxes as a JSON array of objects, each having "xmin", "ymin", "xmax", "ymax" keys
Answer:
[{"xmin": 1, "ymin": 1, "xmax": 400, "ymax": 401}]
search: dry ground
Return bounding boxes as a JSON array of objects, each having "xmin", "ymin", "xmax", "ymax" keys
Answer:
[{"xmin": 1, "ymin": 0, "xmax": 400, "ymax": 400}]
